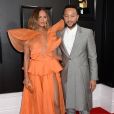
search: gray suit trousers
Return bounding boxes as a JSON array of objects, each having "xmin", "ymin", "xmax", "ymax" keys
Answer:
[
  {"xmin": 79, "ymin": 111, "xmax": 89, "ymax": 114},
  {"xmin": 66, "ymin": 109, "xmax": 89, "ymax": 114},
  {"xmin": 66, "ymin": 109, "xmax": 75, "ymax": 114}
]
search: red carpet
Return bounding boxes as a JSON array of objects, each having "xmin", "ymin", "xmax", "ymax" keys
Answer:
[
  {"xmin": 71, "ymin": 107, "xmax": 112, "ymax": 114},
  {"xmin": 90, "ymin": 107, "xmax": 111, "ymax": 114}
]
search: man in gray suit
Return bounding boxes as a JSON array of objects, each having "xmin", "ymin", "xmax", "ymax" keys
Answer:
[{"xmin": 59, "ymin": 5, "xmax": 98, "ymax": 114}]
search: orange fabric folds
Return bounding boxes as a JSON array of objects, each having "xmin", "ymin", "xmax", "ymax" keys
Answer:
[
  {"xmin": 8, "ymin": 28, "xmax": 39, "ymax": 52},
  {"xmin": 7, "ymin": 19, "xmax": 65, "ymax": 114}
]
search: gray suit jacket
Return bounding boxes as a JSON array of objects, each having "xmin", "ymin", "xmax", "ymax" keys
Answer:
[{"xmin": 58, "ymin": 25, "xmax": 98, "ymax": 111}]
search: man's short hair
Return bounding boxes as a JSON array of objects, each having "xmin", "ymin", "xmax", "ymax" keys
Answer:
[{"xmin": 63, "ymin": 4, "xmax": 80, "ymax": 15}]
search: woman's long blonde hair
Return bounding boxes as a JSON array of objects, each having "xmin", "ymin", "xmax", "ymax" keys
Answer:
[{"xmin": 28, "ymin": 7, "xmax": 51, "ymax": 30}]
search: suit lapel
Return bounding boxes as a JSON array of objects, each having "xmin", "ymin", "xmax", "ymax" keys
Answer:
[
  {"xmin": 60, "ymin": 29, "xmax": 70, "ymax": 57},
  {"xmin": 60, "ymin": 25, "xmax": 81, "ymax": 58},
  {"xmin": 70, "ymin": 25, "xmax": 81, "ymax": 57}
]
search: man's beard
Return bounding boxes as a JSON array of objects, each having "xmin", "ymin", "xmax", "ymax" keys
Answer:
[{"xmin": 65, "ymin": 22, "xmax": 77, "ymax": 29}]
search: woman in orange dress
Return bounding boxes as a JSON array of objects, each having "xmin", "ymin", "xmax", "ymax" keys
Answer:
[{"xmin": 8, "ymin": 7, "xmax": 65, "ymax": 114}]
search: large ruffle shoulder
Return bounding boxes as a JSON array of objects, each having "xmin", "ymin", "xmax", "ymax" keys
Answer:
[
  {"xmin": 48, "ymin": 19, "xmax": 64, "ymax": 32},
  {"xmin": 8, "ymin": 28, "xmax": 39, "ymax": 52},
  {"xmin": 48, "ymin": 19, "xmax": 64, "ymax": 51},
  {"xmin": 7, "ymin": 19, "xmax": 64, "ymax": 52}
]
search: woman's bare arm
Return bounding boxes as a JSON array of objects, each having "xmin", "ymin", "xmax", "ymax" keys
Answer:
[{"xmin": 23, "ymin": 41, "xmax": 31, "ymax": 86}]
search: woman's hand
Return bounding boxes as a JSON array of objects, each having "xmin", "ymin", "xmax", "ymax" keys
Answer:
[{"xmin": 23, "ymin": 77, "xmax": 33, "ymax": 93}]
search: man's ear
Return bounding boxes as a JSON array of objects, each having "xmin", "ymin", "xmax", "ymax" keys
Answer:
[{"xmin": 77, "ymin": 15, "xmax": 79, "ymax": 21}]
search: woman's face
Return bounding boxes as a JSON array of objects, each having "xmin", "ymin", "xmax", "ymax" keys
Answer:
[{"xmin": 37, "ymin": 10, "xmax": 48, "ymax": 28}]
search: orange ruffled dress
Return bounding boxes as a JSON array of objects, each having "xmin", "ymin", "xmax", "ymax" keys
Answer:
[{"xmin": 8, "ymin": 20, "xmax": 65, "ymax": 114}]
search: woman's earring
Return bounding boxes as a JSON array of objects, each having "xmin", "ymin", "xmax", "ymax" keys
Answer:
[{"xmin": 45, "ymin": 22, "xmax": 47, "ymax": 28}]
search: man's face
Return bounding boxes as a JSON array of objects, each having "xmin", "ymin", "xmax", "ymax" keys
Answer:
[{"xmin": 64, "ymin": 8, "xmax": 79, "ymax": 28}]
